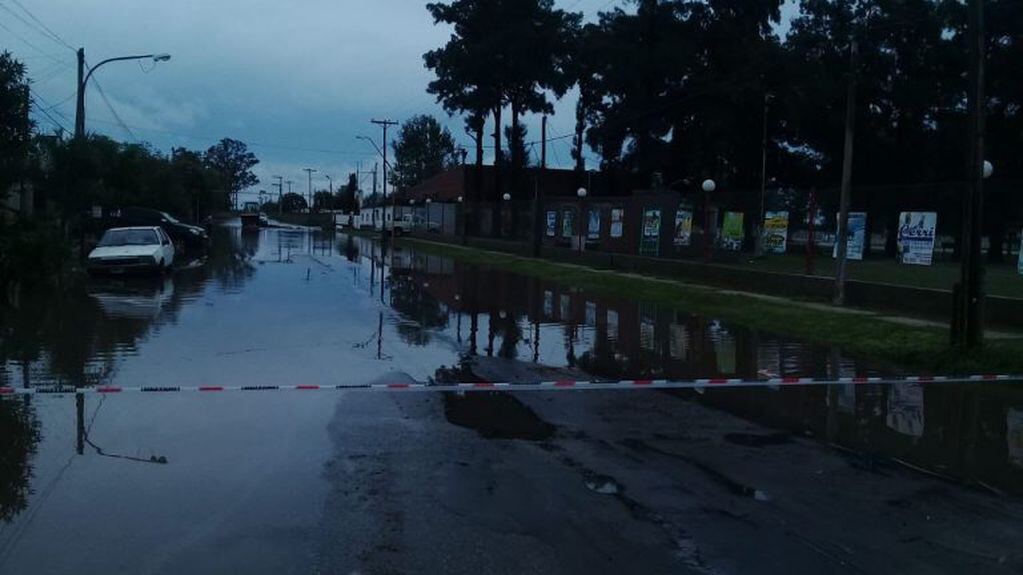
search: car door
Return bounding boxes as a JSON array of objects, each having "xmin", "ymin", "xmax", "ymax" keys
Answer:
[{"xmin": 159, "ymin": 228, "xmax": 175, "ymax": 265}]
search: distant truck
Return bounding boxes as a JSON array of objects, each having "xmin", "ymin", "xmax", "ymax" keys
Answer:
[{"xmin": 240, "ymin": 202, "xmax": 262, "ymax": 230}]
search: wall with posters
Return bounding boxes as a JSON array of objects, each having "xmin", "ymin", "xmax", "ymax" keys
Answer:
[
  {"xmin": 561, "ymin": 209, "xmax": 574, "ymax": 238},
  {"xmin": 763, "ymin": 211, "xmax": 789, "ymax": 254},
  {"xmin": 897, "ymin": 211, "xmax": 937, "ymax": 265},
  {"xmin": 721, "ymin": 212, "xmax": 744, "ymax": 251},
  {"xmin": 833, "ymin": 212, "xmax": 867, "ymax": 260},
  {"xmin": 673, "ymin": 206, "xmax": 693, "ymax": 246}
]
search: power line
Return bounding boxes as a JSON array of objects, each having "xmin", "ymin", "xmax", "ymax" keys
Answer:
[
  {"xmin": 7, "ymin": 0, "xmax": 75, "ymax": 51},
  {"xmin": 29, "ymin": 94, "xmax": 68, "ymax": 132},
  {"xmin": 0, "ymin": 2, "xmax": 72, "ymax": 54},
  {"xmin": 0, "ymin": 17, "xmax": 69, "ymax": 65}
]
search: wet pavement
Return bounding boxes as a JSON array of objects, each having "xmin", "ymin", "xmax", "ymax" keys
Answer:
[{"xmin": 1, "ymin": 222, "xmax": 1022, "ymax": 574}]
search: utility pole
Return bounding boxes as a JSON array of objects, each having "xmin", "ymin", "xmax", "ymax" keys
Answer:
[
  {"xmin": 755, "ymin": 93, "xmax": 771, "ymax": 258},
  {"xmin": 834, "ymin": 39, "xmax": 858, "ymax": 305},
  {"xmin": 532, "ymin": 115, "xmax": 548, "ymax": 257},
  {"xmin": 303, "ymin": 168, "xmax": 317, "ymax": 214},
  {"xmin": 371, "ymin": 119, "xmax": 398, "ymax": 247},
  {"xmin": 272, "ymin": 175, "xmax": 283, "ymax": 214},
  {"xmin": 75, "ymin": 48, "xmax": 86, "ymax": 138},
  {"xmin": 954, "ymin": 0, "xmax": 988, "ymax": 348}
]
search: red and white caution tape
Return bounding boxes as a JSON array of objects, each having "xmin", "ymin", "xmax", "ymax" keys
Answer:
[{"xmin": 0, "ymin": 374, "xmax": 1019, "ymax": 397}]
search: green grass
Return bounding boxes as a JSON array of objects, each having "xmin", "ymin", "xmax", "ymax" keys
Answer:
[
  {"xmin": 725, "ymin": 252, "xmax": 1021, "ymax": 298},
  {"xmin": 401, "ymin": 238, "xmax": 1023, "ymax": 375}
]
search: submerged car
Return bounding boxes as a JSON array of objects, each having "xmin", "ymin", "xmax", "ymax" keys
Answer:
[
  {"xmin": 87, "ymin": 226, "xmax": 175, "ymax": 275},
  {"xmin": 103, "ymin": 207, "xmax": 209, "ymax": 252}
]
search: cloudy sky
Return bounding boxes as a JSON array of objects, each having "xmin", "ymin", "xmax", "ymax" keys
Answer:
[{"xmin": 5, "ymin": 0, "xmax": 796, "ymax": 202}]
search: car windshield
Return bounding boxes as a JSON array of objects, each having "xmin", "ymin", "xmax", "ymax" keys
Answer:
[{"xmin": 98, "ymin": 229, "xmax": 159, "ymax": 247}]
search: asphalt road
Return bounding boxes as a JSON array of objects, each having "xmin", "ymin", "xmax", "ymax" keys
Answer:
[{"xmin": 2, "ymin": 226, "xmax": 1021, "ymax": 574}]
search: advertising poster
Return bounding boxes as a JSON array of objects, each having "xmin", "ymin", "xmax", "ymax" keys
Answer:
[
  {"xmin": 610, "ymin": 208, "xmax": 624, "ymax": 238},
  {"xmin": 561, "ymin": 209, "xmax": 574, "ymax": 238},
  {"xmin": 673, "ymin": 207, "xmax": 693, "ymax": 246},
  {"xmin": 545, "ymin": 211, "xmax": 557, "ymax": 237},
  {"xmin": 763, "ymin": 211, "xmax": 789, "ymax": 254},
  {"xmin": 1008, "ymin": 408, "xmax": 1023, "ymax": 468},
  {"xmin": 721, "ymin": 212, "xmax": 744, "ymax": 251},
  {"xmin": 606, "ymin": 309, "xmax": 619, "ymax": 341},
  {"xmin": 1018, "ymin": 232, "xmax": 1023, "ymax": 275},
  {"xmin": 587, "ymin": 209, "xmax": 601, "ymax": 240},
  {"xmin": 886, "ymin": 383, "xmax": 925, "ymax": 438},
  {"xmin": 585, "ymin": 301, "xmax": 596, "ymax": 327},
  {"xmin": 543, "ymin": 290, "xmax": 553, "ymax": 318},
  {"xmin": 833, "ymin": 212, "xmax": 867, "ymax": 260},
  {"xmin": 897, "ymin": 212, "xmax": 938, "ymax": 266},
  {"xmin": 669, "ymin": 323, "xmax": 689, "ymax": 360},
  {"xmin": 640, "ymin": 208, "xmax": 661, "ymax": 256}
]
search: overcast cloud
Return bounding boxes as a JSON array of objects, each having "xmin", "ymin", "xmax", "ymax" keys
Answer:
[{"xmin": 4, "ymin": 0, "xmax": 796, "ymax": 201}]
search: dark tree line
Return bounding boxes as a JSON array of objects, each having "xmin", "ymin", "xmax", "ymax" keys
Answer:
[{"xmin": 423, "ymin": 0, "xmax": 1022, "ymax": 258}]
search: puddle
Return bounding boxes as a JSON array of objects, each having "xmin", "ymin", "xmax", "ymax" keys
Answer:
[{"xmin": 442, "ymin": 392, "xmax": 556, "ymax": 440}]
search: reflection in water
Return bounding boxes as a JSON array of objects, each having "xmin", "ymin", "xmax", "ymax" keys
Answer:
[
  {"xmin": 1, "ymin": 224, "xmax": 1022, "ymax": 519},
  {"xmin": 0, "ymin": 399, "xmax": 39, "ymax": 523}
]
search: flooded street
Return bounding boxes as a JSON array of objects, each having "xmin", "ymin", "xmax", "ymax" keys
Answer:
[{"xmin": 1, "ymin": 223, "xmax": 1022, "ymax": 574}]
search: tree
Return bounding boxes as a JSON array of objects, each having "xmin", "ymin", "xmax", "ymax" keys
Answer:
[
  {"xmin": 502, "ymin": 123, "xmax": 531, "ymax": 170},
  {"xmin": 313, "ymin": 190, "xmax": 335, "ymax": 211},
  {"xmin": 1, "ymin": 52, "xmax": 33, "ymax": 199},
  {"xmin": 339, "ymin": 172, "xmax": 359, "ymax": 213},
  {"xmin": 389, "ymin": 114, "xmax": 457, "ymax": 191},
  {"xmin": 203, "ymin": 138, "xmax": 259, "ymax": 210},
  {"xmin": 281, "ymin": 192, "xmax": 307, "ymax": 213},
  {"xmin": 425, "ymin": 0, "xmax": 581, "ymax": 236}
]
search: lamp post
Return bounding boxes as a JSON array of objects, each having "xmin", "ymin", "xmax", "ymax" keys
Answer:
[
  {"xmin": 702, "ymin": 179, "xmax": 716, "ymax": 263},
  {"xmin": 425, "ymin": 198, "xmax": 432, "ymax": 233},
  {"xmin": 74, "ymin": 50, "xmax": 170, "ymax": 139},
  {"xmin": 576, "ymin": 187, "xmax": 587, "ymax": 251}
]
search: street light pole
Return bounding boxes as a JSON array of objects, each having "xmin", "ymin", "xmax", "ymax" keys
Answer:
[
  {"xmin": 954, "ymin": 0, "xmax": 989, "ymax": 348},
  {"xmin": 303, "ymin": 168, "xmax": 317, "ymax": 219},
  {"xmin": 702, "ymin": 179, "xmax": 716, "ymax": 263},
  {"xmin": 74, "ymin": 48, "xmax": 171, "ymax": 139}
]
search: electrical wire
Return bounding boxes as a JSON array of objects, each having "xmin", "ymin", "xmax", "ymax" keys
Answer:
[{"xmin": 7, "ymin": 0, "xmax": 75, "ymax": 51}]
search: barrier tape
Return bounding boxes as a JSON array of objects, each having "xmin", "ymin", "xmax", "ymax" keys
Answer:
[{"xmin": 0, "ymin": 374, "xmax": 1020, "ymax": 397}]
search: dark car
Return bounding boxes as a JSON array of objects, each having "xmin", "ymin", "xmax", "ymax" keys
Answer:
[{"xmin": 102, "ymin": 207, "xmax": 209, "ymax": 252}]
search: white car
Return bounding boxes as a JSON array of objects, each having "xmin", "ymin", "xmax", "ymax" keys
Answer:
[{"xmin": 87, "ymin": 226, "xmax": 175, "ymax": 274}]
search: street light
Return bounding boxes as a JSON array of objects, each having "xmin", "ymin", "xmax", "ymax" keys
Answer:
[
  {"xmin": 576, "ymin": 188, "xmax": 588, "ymax": 251},
  {"xmin": 502, "ymin": 193, "xmax": 511, "ymax": 201},
  {"xmin": 702, "ymin": 179, "xmax": 716, "ymax": 263},
  {"xmin": 74, "ymin": 50, "xmax": 171, "ymax": 138},
  {"xmin": 983, "ymin": 160, "xmax": 994, "ymax": 179}
]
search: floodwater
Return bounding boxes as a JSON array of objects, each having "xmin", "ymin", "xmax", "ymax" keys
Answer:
[{"xmin": 1, "ymin": 222, "xmax": 1021, "ymax": 574}]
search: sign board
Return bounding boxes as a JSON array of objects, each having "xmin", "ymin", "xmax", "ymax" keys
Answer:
[
  {"xmin": 763, "ymin": 211, "xmax": 789, "ymax": 254},
  {"xmin": 1009, "ymin": 408, "xmax": 1023, "ymax": 468},
  {"xmin": 673, "ymin": 207, "xmax": 693, "ymax": 246},
  {"xmin": 587, "ymin": 209, "xmax": 601, "ymax": 240},
  {"xmin": 640, "ymin": 208, "xmax": 661, "ymax": 256},
  {"xmin": 897, "ymin": 212, "xmax": 937, "ymax": 266},
  {"xmin": 833, "ymin": 212, "xmax": 867, "ymax": 260},
  {"xmin": 561, "ymin": 209, "xmax": 574, "ymax": 238},
  {"xmin": 721, "ymin": 212, "xmax": 744, "ymax": 251},
  {"xmin": 610, "ymin": 208, "xmax": 624, "ymax": 238},
  {"xmin": 1018, "ymin": 231, "xmax": 1023, "ymax": 275},
  {"xmin": 545, "ymin": 211, "xmax": 556, "ymax": 237}
]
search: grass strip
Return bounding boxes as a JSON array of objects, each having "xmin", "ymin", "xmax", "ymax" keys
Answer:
[{"xmin": 400, "ymin": 238, "xmax": 1023, "ymax": 375}]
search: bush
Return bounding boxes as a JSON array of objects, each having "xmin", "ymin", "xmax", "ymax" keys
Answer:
[{"xmin": 0, "ymin": 220, "xmax": 70, "ymax": 301}]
